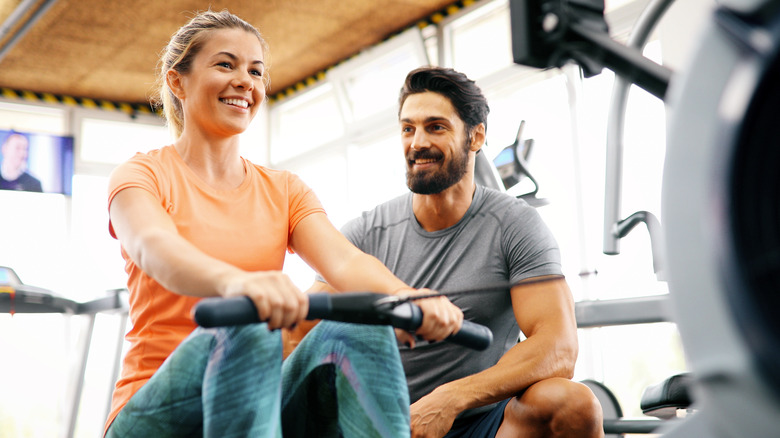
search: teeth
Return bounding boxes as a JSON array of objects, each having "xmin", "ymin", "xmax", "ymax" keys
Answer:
[
  {"xmin": 415, "ymin": 158, "xmax": 437, "ymax": 164},
  {"xmin": 221, "ymin": 98, "xmax": 249, "ymax": 108}
]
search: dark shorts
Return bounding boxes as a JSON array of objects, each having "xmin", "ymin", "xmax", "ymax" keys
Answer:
[{"xmin": 444, "ymin": 399, "xmax": 511, "ymax": 438}]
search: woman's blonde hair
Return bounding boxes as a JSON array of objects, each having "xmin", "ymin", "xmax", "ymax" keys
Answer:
[{"xmin": 156, "ymin": 10, "xmax": 269, "ymax": 139}]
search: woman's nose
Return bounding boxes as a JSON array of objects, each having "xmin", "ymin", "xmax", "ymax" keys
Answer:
[{"xmin": 233, "ymin": 71, "xmax": 254, "ymax": 91}]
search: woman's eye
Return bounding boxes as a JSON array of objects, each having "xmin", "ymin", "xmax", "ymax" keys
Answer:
[
  {"xmin": 251, "ymin": 69, "xmax": 264, "ymax": 77},
  {"xmin": 217, "ymin": 62, "xmax": 231, "ymax": 69}
]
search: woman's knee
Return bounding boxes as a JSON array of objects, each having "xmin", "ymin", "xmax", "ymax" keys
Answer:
[
  {"xmin": 198, "ymin": 324, "xmax": 282, "ymax": 369},
  {"xmin": 214, "ymin": 323, "xmax": 280, "ymax": 347},
  {"xmin": 304, "ymin": 321, "xmax": 395, "ymax": 351}
]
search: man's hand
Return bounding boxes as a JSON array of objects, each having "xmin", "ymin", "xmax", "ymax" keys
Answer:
[
  {"xmin": 410, "ymin": 387, "xmax": 460, "ymax": 438},
  {"xmin": 399, "ymin": 288, "xmax": 463, "ymax": 343}
]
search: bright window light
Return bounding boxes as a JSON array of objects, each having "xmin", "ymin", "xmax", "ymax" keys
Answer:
[
  {"xmin": 0, "ymin": 101, "xmax": 66, "ymax": 134},
  {"xmin": 447, "ymin": 1, "xmax": 513, "ymax": 80},
  {"xmin": 346, "ymin": 135, "xmax": 408, "ymax": 218},
  {"xmin": 80, "ymin": 118, "xmax": 169, "ymax": 164},
  {"xmin": 271, "ymin": 84, "xmax": 344, "ymax": 164},
  {"xmin": 340, "ymin": 47, "xmax": 423, "ymax": 119},
  {"xmin": 328, "ymin": 28, "xmax": 428, "ymax": 123}
]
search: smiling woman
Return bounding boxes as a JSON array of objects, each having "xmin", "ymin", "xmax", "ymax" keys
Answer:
[
  {"xmin": 156, "ymin": 12, "xmax": 269, "ymax": 141},
  {"xmin": 103, "ymin": 9, "xmax": 463, "ymax": 438},
  {"xmin": 163, "ymin": 27, "xmax": 266, "ymax": 189}
]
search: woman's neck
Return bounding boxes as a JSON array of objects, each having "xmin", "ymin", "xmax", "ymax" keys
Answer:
[{"xmin": 174, "ymin": 131, "xmax": 245, "ymax": 190}]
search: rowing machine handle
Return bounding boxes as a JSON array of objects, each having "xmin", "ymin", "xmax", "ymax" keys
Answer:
[
  {"xmin": 376, "ymin": 299, "xmax": 493, "ymax": 351},
  {"xmin": 193, "ymin": 293, "xmax": 493, "ymax": 351}
]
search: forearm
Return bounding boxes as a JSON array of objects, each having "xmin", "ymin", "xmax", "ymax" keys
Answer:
[
  {"xmin": 319, "ymin": 248, "xmax": 408, "ymax": 295},
  {"xmin": 437, "ymin": 277, "xmax": 580, "ymax": 409},
  {"xmin": 305, "ymin": 280, "xmax": 335, "ymax": 294},
  {"xmin": 293, "ymin": 214, "xmax": 461, "ymax": 341},
  {"xmin": 110, "ymin": 187, "xmax": 249, "ymax": 298},
  {"xmin": 433, "ymin": 333, "xmax": 578, "ymax": 413},
  {"xmin": 128, "ymin": 227, "xmax": 244, "ymax": 297}
]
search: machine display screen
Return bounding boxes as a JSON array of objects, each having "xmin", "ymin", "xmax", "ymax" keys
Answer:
[{"xmin": 0, "ymin": 266, "xmax": 21, "ymax": 286}]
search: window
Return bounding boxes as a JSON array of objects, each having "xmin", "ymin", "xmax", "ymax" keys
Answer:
[
  {"xmin": 337, "ymin": 47, "xmax": 423, "ymax": 120},
  {"xmin": 345, "ymin": 135, "xmax": 408, "ymax": 219},
  {"xmin": 270, "ymin": 83, "xmax": 344, "ymax": 164},
  {"xmin": 327, "ymin": 28, "xmax": 429, "ymax": 124},
  {"xmin": 444, "ymin": 0, "xmax": 514, "ymax": 80},
  {"xmin": 0, "ymin": 101, "xmax": 66, "ymax": 135},
  {"xmin": 80, "ymin": 117, "xmax": 169, "ymax": 165}
]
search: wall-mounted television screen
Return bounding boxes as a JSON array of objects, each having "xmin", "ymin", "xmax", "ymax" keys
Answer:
[{"xmin": 0, "ymin": 129, "xmax": 73, "ymax": 195}]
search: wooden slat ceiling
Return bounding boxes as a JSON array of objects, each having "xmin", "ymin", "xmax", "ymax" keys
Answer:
[{"xmin": 0, "ymin": 0, "xmax": 463, "ymax": 106}]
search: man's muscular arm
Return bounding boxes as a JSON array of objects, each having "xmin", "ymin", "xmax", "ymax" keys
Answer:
[{"xmin": 410, "ymin": 276, "xmax": 578, "ymax": 437}]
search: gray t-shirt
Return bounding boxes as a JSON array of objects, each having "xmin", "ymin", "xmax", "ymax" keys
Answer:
[{"xmin": 337, "ymin": 184, "xmax": 562, "ymax": 418}]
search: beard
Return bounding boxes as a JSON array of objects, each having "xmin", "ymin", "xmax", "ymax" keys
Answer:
[{"xmin": 406, "ymin": 139, "xmax": 470, "ymax": 195}]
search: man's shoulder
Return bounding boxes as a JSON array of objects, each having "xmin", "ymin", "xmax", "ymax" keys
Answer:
[
  {"xmin": 342, "ymin": 192, "xmax": 412, "ymax": 238},
  {"xmin": 475, "ymin": 185, "xmax": 535, "ymax": 217},
  {"xmin": 360, "ymin": 192, "xmax": 411, "ymax": 222}
]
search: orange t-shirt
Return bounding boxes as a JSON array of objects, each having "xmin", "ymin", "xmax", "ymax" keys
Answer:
[{"xmin": 104, "ymin": 145, "xmax": 325, "ymax": 433}]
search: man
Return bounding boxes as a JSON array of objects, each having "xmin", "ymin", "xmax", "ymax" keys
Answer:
[
  {"xmin": 307, "ymin": 66, "xmax": 603, "ymax": 437},
  {"xmin": 0, "ymin": 132, "xmax": 43, "ymax": 192}
]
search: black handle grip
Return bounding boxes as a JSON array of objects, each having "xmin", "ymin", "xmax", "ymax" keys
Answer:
[
  {"xmin": 194, "ymin": 294, "xmax": 336, "ymax": 327},
  {"xmin": 449, "ymin": 320, "xmax": 493, "ymax": 351},
  {"xmin": 192, "ymin": 293, "xmax": 493, "ymax": 351},
  {"xmin": 381, "ymin": 301, "xmax": 492, "ymax": 350},
  {"xmin": 194, "ymin": 296, "xmax": 258, "ymax": 327}
]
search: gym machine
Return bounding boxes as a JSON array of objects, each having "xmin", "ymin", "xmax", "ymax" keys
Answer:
[
  {"xmin": 508, "ymin": 0, "xmax": 780, "ymax": 436},
  {"xmin": 0, "ymin": 266, "xmax": 128, "ymax": 438}
]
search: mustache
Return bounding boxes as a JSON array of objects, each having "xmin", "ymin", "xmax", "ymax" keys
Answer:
[{"xmin": 407, "ymin": 149, "xmax": 443, "ymax": 162}]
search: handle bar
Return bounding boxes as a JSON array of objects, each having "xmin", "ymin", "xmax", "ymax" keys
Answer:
[{"xmin": 193, "ymin": 292, "xmax": 493, "ymax": 351}]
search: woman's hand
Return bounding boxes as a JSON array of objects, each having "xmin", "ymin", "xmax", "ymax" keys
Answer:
[{"xmin": 221, "ymin": 271, "xmax": 308, "ymax": 330}]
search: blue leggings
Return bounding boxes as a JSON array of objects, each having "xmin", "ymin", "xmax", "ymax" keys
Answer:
[{"xmin": 106, "ymin": 321, "xmax": 410, "ymax": 438}]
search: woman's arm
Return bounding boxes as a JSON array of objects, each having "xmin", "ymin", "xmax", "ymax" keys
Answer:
[
  {"xmin": 290, "ymin": 212, "xmax": 463, "ymax": 341},
  {"xmin": 110, "ymin": 187, "xmax": 307, "ymax": 329}
]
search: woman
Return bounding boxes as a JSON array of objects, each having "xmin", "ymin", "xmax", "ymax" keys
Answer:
[{"xmin": 104, "ymin": 10, "xmax": 462, "ymax": 437}]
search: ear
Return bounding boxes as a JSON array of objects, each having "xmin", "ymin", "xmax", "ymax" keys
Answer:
[
  {"xmin": 166, "ymin": 69, "xmax": 186, "ymax": 100},
  {"xmin": 469, "ymin": 123, "xmax": 486, "ymax": 152}
]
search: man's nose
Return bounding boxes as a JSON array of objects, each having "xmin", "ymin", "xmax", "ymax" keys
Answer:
[{"xmin": 411, "ymin": 130, "xmax": 431, "ymax": 151}]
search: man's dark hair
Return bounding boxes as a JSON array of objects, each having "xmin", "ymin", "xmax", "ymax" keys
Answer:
[{"xmin": 398, "ymin": 66, "xmax": 490, "ymax": 135}]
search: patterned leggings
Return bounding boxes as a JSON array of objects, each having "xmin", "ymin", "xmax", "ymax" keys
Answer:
[{"xmin": 106, "ymin": 321, "xmax": 410, "ymax": 438}]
